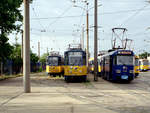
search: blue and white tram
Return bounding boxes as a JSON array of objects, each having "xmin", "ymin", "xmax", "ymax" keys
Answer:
[{"xmin": 101, "ymin": 50, "xmax": 135, "ymax": 82}]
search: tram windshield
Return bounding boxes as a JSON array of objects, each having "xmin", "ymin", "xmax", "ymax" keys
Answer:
[
  {"xmin": 117, "ymin": 55, "xmax": 134, "ymax": 65},
  {"xmin": 142, "ymin": 60, "xmax": 149, "ymax": 65},
  {"xmin": 47, "ymin": 57, "xmax": 58, "ymax": 66},
  {"xmin": 68, "ymin": 52, "xmax": 83, "ymax": 66},
  {"xmin": 135, "ymin": 59, "xmax": 139, "ymax": 66}
]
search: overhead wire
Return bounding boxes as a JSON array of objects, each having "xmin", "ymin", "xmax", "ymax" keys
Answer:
[
  {"xmin": 46, "ymin": 6, "xmax": 73, "ymax": 31},
  {"xmin": 119, "ymin": 4, "xmax": 149, "ymax": 27},
  {"xmin": 30, "ymin": 7, "xmax": 150, "ymax": 20},
  {"xmin": 31, "ymin": 5, "xmax": 46, "ymax": 30}
]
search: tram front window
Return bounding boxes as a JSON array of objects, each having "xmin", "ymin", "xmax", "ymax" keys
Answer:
[
  {"xmin": 69, "ymin": 56, "xmax": 82, "ymax": 66},
  {"xmin": 135, "ymin": 59, "xmax": 139, "ymax": 66},
  {"xmin": 68, "ymin": 52, "xmax": 83, "ymax": 66},
  {"xmin": 117, "ymin": 55, "xmax": 134, "ymax": 65},
  {"xmin": 143, "ymin": 60, "xmax": 149, "ymax": 65},
  {"xmin": 48, "ymin": 57, "xmax": 58, "ymax": 66}
]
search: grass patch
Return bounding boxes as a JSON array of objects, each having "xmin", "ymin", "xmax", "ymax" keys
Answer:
[
  {"xmin": 0, "ymin": 74, "xmax": 23, "ymax": 81},
  {"xmin": 46, "ymin": 76, "xmax": 64, "ymax": 80}
]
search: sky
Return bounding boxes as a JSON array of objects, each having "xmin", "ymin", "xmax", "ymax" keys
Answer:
[{"xmin": 9, "ymin": 0, "xmax": 150, "ymax": 57}]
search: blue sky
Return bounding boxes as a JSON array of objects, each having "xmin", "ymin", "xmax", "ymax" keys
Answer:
[{"xmin": 9, "ymin": 0, "xmax": 150, "ymax": 57}]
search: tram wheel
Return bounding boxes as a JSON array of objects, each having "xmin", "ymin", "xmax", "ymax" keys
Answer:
[
  {"xmin": 65, "ymin": 76, "xmax": 69, "ymax": 82},
  {"xmin": 82, "ymin": 76, "xmax": 87, "ymax": 82}
]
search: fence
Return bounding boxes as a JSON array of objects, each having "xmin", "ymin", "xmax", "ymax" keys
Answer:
[{"xmin": 0, "ymin": 60, "xmax": 45, "ymax": 75}]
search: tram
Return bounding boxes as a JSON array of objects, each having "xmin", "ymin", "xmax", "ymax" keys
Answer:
[
  {"xmin": 101, "ymin": 49, "xmax": 135, "ymax": 82},
  {"xmin": 139, "ymin": 59, "xmax": 149, "ymax": 71},
  {"xmin": 46, "ymin": 52, "xmax": 64, "ymax": 76},
  {"xmin": 89, "ymin": 58, "xmax": 94, "ymax": 73},
  {"xmin": 64, "ymin": 45, "xmax": 87, "ymax": 82},
  {"xmin": 134, "ymin": 55, "xmax": 140, "ymax": 77},
  {"xmin": 97, "ymin": 56, "xmax": 102, "ymax": 76}
]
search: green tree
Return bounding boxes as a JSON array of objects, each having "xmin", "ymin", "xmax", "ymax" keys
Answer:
[
  {"xmin": 40, "ymin": 53, "xmax": 49, "ymax": 64},
  {"xmin": 10, "ymin": 43, "xmax": 39, "ymax": 73},
  {"xmin": 0, "ymin": 0, "xmax": 23, "ymax": 33},
  {"xmin": 0, "ymin": 0, "xmax": 33, "ymax": 74},
  {"xmin": 30, "ymin": 52, "xmax": 39, "ymax": 64},
  {"xmin": 139, "ymin": 52, "xmax": 150, "ymax": 59},
  {"xmin": 0, "ymin": 0, "xmax": 23, "ymax": 74},
  {"xmin": 10, "ymin": 43, "xmax": 22, "ymax": 74},
  {"xmin": 10, "ymin": 43, "xmax": 22, "ymax": 64}
]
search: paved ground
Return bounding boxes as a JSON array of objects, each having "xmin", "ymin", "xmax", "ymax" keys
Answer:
[{"xmin": 0, "ymin": 72, "xmax": 150, "ymax": 113}]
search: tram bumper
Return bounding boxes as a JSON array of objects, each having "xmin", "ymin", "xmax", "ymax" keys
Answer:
[{"xmin": 115, "ymin": 74, "xmax": 134, "ymax": 81}]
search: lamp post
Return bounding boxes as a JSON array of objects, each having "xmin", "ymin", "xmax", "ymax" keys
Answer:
[
  {"xmin": 94, "ymin": 0, "xmax": 98, "ymax": 81},
  {"xmin": 74, "ymin": 2, "xmax": 89, "ymax": 68},
  {"xmin": 23, "ymin": 0, "xmax": 30, "ymax": 93}
]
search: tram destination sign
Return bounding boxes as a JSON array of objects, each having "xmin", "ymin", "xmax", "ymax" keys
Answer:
[
  {"xmin": 118, "ymin": 51, "xmax": 132, "ymax": 55},
  {"xmin": 68, "ymin": 52, "xmax": 82, "ymax": 56}
]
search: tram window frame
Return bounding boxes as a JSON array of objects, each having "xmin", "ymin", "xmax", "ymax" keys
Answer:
[
  {"xmin": 135, "ymin": 59, "xmax": 139, "ymax": 66},
  {"xmin": 139, "ymin": 61, "xmax": 141, "ymax": 66},
  {"xmin": 82, "ymin": 53, "xmax": 86, "ymax": 65},
  {"xmin": 47, "ymin": 56, "xmax": 59, "ymax": 66},
  {"xmin": 105, "ymin": 56, "xmax": 110, "ymax": 65},
  {"xmin": 113, "ymin": 56, "xmax": 117, "ymax": 65},
  {"xmin": 65, "ymin": 51, "xmax": 86, "ymax": 66},
  {"xmin": 116, "ymin": 55, "xmax": 134, "ymax": 66},
  {"xmin": 64, "ymin": 53, "xmax": 69, "ymax": 65}
]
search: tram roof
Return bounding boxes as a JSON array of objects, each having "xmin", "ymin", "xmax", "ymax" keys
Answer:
[
  {"xmin": 47, "ymin": 55, "xmax": 62, "ymax": 58},
  {"xmin": 65, "ymin": 48, "xmax": 85, "ymax": 53},
  {"xmin": 102, "ymin": 49, "xmax": 134, "ymax": 57}
]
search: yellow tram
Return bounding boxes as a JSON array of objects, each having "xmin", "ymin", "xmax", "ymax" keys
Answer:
[
  {"xmin": 46, "ymin": 52, "xmax": 64, "ymax": 76},
  {"xmin": 64, "ymin": 46, "xmax": 87, "ymax": 82},
  {"xmin": 139, "ymin": 59, "xmax": 149, "ymax": 71},
  {"xmin": 88, "ymin": 57, "xmax": 102, "ymax": 76},
  {"xmin": 97, "ymin": 56, "xmax": 102, "ymax": 76},
  {"xmin": 134, "ymin": 55, "xmax": 140, "ymax": 77},
  {"xmin": 89, "ymin": 58, "xmax": 94, "ymax": 73}
]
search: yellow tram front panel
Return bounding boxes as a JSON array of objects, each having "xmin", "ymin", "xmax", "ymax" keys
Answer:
[
  {"xmin": 90, "ymin": 66, "xmax": 94, "ymax": 72},
  {"xmin": 98, "ymin": 65, "xmax": 101, "ymax": 73},
  {"xmin": 46, "ymin": 66, "xmax": 63, "ymax": 74},
  {"xmin": 140, "ymin": 65, "xmax": 149, "ymax": 71},
  {"xmin": 64, "ymin": 66, "xmax": 87, "ymax": 76},
  {"xmin": 134, "ymin": 65, "xmax": 139, "ymax": 75}
]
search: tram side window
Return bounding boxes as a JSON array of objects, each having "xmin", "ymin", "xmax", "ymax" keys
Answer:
[
  {"xmin": 105, "ymin": 57, "xmax": 109, "ymax": 65},
  {"xmin": 139, "ymin": 61, "xmax": 141, "ymax": 66},
  {"xmin": 64, "ymin": 54, "xmax": 69, "ymax": 65},
  {"xmin": 113, "ymin": 56, "xmax": 117, "ymax": 65},
  {"xmin": 135, "ymin": 59, "xmax": 139, "ymax": 66},
  {"xmin": 46, "ymin": 57, "xmax": 48, "ymax": 65},
  {"xmin": 58, "ymin": 58, "xmax": 62, "ymax": 65},
  {"xmin": 83, "ymin": 55, "xmax": 86, "ymax": 65}
]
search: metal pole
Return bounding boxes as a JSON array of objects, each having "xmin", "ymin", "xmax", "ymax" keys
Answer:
[
  {"xmin": 23, "ymin": 0, "xmax": 31, "ymax": 93},
  {"xmin": 94, "ymin": 0, "xmax": 98, "ymax": 81},
  {"xmin": 86, "ymin": 3, "xmax": 89, "ymax": 68},
  {"xmin": 82, "ymin": 24, "xmax": 84, "ymax": 50},
  {"xmin": 38, "ymin": 42, "xmax": 40, "ymax": 59},
  {"xmin": 21, "ymin": 30, "xmax": 23, "ymax": 58}
]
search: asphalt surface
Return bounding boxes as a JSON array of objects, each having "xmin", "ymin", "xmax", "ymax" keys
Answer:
[{"xmin": 0, "ymin": 72, "xmax": 150, "ymax": 113}]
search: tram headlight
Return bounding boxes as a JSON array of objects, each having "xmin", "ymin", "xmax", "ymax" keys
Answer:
[
  {"xmin": 69, "ymin": 70, "xmax": 72, "ymax": 73},
  {"xmin": 79, "ymin": 70, "xmax": 82, "ymax": 73},
  {"xmin": 116, "ymin": 70, "xmax": 121, "ymax": 73},
  {"xmin": 130, "ymin": 70, "xmax": 134, "ymax": 73},
  {"xmin": 70, "ymin": 66, "xmax": 73, "ymax": 69}
]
